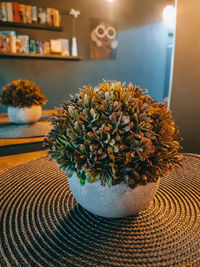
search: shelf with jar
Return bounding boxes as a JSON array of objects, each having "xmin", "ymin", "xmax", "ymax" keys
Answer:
[{"xmin": 0, "ymin": 31, "xmax": 83, "ymax": 60}]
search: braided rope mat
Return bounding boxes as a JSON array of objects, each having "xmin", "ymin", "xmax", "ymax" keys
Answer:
[{"xmin": 0, "ymin": 154, "xmax": 200, "ymax": 266}]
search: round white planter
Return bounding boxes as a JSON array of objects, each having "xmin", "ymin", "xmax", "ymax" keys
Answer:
[
  {"xmin": 68, "ymin": 173, "xmax": 160, "ymax": 218},
  {"xmin": 8, "ymin": 105, "xmax": 42, "ymax": 124}
]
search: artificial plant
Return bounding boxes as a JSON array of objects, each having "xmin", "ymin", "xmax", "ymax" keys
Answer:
[
  {"xmin": 0, "ymin": 79, "xmax": 47, "ymax": 108},
  {"xmin": 44, "ymin": 81, "xmax": 182, "ymax": 188}
]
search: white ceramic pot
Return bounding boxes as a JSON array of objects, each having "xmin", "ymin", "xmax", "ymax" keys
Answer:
[
  {"xmin": 68, "ymin": 173, "xmax": 160, "ymax": 218},
  {"xmin": 8, "ymin": 105, "xmax": 42, "ymax": 124}
]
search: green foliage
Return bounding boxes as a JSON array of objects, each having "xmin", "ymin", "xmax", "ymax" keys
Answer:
[
  {"xmin": 0, "ymin": 79, "xmax": 47, "ymax": 107},
  {"xmin": 44, "ymin": 81, "xmax": 182, "ymax": 189}
]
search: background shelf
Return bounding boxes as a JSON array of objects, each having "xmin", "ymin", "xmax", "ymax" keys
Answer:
[
  {"xmin": 0, "ymin": 21, "xmax": 63, "ymax": 31},
  {"xmin": 0, "ymin": 52, "xmax": 83, "ymax": 60}
]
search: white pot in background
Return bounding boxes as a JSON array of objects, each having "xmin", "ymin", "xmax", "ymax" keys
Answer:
[
  {"xmin": 8, "ymin": 105, "xmax": 42, "ymax": 124},
  {"xmin": 68, "ymin": 173, "xmax": 160, "ymax": 218}
]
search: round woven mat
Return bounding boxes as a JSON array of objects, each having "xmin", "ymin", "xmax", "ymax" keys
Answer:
[{"xmin": 0, "ymin": 154, "xmax": 200, "ymax": 266}]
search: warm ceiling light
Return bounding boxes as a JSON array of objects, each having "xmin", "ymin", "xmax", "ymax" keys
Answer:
[
  {"xmin": 163, "ymin": 5, "xmax": 176, "ymax": 29},
  {"xmin": 107, "ymin": 0, "xmax": 114, "ymax": 2}
]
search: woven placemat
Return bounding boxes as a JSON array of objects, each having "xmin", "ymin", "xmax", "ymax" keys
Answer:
[
  {"xmin": 0, "ymin": 154, "xmax": 200, "ymax": 266},
  {"xmin": 0, "ymin": 115, "xmax": 52, "ymax": 138}
]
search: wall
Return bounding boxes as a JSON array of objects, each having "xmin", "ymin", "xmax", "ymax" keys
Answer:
[
  {"xmin": 170, "ymin": 0, "xmax": 200, "ymax": 153},
  {"xmin": 0, "ymin": 0, "xmax": 172, "ymax": 113}
]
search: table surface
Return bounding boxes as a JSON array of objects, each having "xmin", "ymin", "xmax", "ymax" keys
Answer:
[
  {"xmin": 0, "ymin": 151, "xmax": 47, "ymax": 171},
  {"xmin": 0, "ymin": 110, "xmax": 55, "ymax": 157},
  {"xmin": 0, "ymin": 113, "xmax": 52, "ymax": 139}
]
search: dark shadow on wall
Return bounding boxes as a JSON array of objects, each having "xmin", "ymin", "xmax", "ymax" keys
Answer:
[{"xmin": 170, "ymin": 0, "xmax": 200, "ymax": 153}]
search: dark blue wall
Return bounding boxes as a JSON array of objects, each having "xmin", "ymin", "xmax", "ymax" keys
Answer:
[
  {"xmin": 0, "ymin": 0, "xmax": 171, "ymax": 113},
  {"xmin": 115, "ymin": 23, "xmax": 169, "ymax": 101}
]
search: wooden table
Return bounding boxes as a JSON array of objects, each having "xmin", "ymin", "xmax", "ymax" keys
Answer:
[
  {"xmin": 0, "ymin": 110, "xmax": 55, "ymax": 170},
  {"xmin": 0, "ymin": 151, "xmax": 47, "ymax": 171}
]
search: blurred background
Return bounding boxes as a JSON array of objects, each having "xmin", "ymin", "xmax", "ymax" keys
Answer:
[{"xmin": 0, "ymin": 0, "xmax": 199, "ymax": 153}]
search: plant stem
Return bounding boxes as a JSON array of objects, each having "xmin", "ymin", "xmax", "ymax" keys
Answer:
[{"xmin": 73, "ymin": 17, "xmax": 75, "ymax": 37}]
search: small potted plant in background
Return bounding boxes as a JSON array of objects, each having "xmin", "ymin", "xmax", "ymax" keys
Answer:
[
  {"xmin": 0, "ymin": 79, "xmax": 47, "ymax": 124},
  {"xmin": 44, "ymin": 81, "xmax": 182, "ymax": 218}
]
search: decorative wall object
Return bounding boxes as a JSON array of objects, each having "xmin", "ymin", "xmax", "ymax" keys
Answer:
[{"xmin": 90, "ymin": 19, "xmax": 118, "ymax": 59}]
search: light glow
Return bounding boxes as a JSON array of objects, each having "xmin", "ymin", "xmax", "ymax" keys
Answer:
[{"xmin": 163, "ymin": 5, "xmax": 176, "ymax": 29}]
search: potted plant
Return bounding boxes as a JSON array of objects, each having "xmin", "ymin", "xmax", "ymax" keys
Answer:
[
  {"xmin": 0, "ymin": 79, "xmax": 47, "ymax": 124},
  {"xmin": 44, "ymin": 81, "xmax": 182, "ymax": 218}
]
